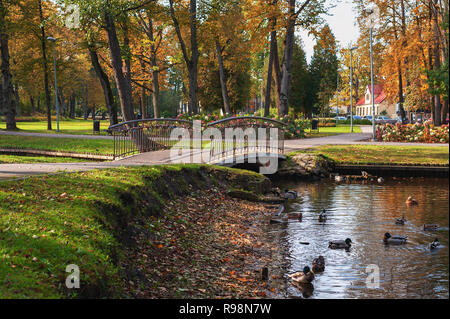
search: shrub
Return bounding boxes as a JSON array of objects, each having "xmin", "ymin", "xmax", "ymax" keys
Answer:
[{"xmin": 376, "ymin": 121, "xmax": 449, "ymax": 143}]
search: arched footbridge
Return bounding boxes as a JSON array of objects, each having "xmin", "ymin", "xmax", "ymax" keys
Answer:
[{"xmin": 108, "ymin": 116, "xmax": 287, "ymax": 171}]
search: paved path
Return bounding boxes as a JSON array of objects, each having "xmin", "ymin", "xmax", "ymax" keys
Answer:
[
  {"xmin": 1, "ymin": 132, "xmax": 448, "ymax": 180},
  {"xmin": 0, "ymin": 130, "xmax": 113, "ymax": 140}
]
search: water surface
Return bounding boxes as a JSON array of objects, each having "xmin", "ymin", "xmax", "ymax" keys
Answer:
[{"xmin": 268, "ymin": 177, "xmax": 449, "ymax": 299}]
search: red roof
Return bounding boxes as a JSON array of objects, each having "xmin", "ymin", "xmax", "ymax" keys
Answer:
[{"xmin": 356, "ymin": 84, "xmax": 386, "ymax": 106}]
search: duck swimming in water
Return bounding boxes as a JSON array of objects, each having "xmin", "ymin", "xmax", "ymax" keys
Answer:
[
  {"xmin": 312, "ymin": 256, "xmax": 325, "ymax": 273},
  {"xmin": 430, "ymin": 238, "xmax": 440, "ymax": 250},
  {"xmin": 383, "ymin": 232, "xmax": 407, "ymax": 245},
  {"xmin": 405, "ymin": 196, "xmax": 418, "ymax": 205},
  {"xmin": 329, "ymin": 238, "xmax": 352, "ymax": 249},
  {"xmin": 288, "ymin": 266, "xmax": 315, "ymax": 284},
  {"xmin": 318, "ymin": 209, "xmax": 327, "ymax": 222},
  {"xmin": 283, "ymin": 190, "xmax": 298, "ymax": 199},
  {"xmin": 395, "ymin": 216, "xmax": 406, "ymax": 225},
  {"xmin": 424, "ymin": 224, "xmax": 439, "ymax": 231}
]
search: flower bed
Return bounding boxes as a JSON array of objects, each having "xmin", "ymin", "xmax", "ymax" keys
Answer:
[{"xmin": 376, "ymin": 121, "xmax": 449, "ymax": 143}]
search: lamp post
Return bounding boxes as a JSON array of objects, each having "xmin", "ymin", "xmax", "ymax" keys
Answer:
[
  {"xmin": 350, "ymin": 46, "xmax": 358, "ymax": 133},
  {"xmin": 47, "ymin": 36, "xmax": 59, "ymax": 132},
  {"xmin": 364, "ymin": 8, "xmax": 379, "ymax": 140},
  {"xmin": 336, "ymin": 69, "xmax": 340, "ymax": 125}
]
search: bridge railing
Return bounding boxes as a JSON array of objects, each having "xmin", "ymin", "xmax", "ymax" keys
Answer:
[
  {"xmin": 109, "ymin": 118, "xmax": 193, "ymax": 159},
  {"xmin": 204, "ymin": 116, "xmax": 286, "ymax": 164},
  {"xmin": 108, "ymin": 116, "xmax": 286, "ymax": 161}
]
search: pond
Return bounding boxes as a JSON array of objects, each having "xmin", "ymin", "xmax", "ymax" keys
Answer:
[{"xmin": 267, "ymin": 177, "xmax": 449, "ymax": 299}]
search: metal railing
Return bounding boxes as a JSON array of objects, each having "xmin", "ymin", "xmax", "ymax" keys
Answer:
[
  {"xmin": 109, "ymin": 116, "xmax": 286, "ymax": 162},
  {"xmin": 109, "ymin": 118, "xmax": 193, "ymax": 158},
  {"xmin": 204, "ymin": 116, "xmax": 286, "ymax": 164}
]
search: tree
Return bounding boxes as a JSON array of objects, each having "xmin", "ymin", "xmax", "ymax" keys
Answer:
[
  {"xmin": 0, "ymin": 0, "xmax": 16, "ymax": 129},
  {"xmin": 309, "ymin": 24, "xmax": 338, "ymax": 116},
  {"xmin": 169, "ymin": 0, "xmax": 199, "ymax": 114}
]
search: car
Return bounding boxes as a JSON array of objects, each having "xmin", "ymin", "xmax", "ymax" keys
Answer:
[
  {"xmin": 347, "ymin": 115, "xmax": 362, "ymax": 120},
  {"xmin": 375, "ymin": 116, "xmax": 397, "ymax": 124},
  {"xmin": 363, "ymin": 115, "xmax": 373, "ymax": 121},
  {"xmin": 334, "ymin": 116, "xmax": 347, "ymax": 121}
]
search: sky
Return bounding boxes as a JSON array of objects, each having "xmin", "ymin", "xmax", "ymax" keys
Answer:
[{"xmin": 299, "ymin": 0, "xmax": 360, "ymax": 63}]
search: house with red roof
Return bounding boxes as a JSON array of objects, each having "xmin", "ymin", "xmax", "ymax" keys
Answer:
[{"xmin": 355, "ymin": 84, "xmax": 396, "ymax": 117}]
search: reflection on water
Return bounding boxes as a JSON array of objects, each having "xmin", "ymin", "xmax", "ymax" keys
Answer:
[{"xmin": 268, "ymin": 177, "xmax": 449, "ymax": 299}]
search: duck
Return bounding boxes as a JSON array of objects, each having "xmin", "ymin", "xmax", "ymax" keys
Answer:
[
  {"xmin": 287, "ymin": 212, "xmax": 302, "ymax": 221},
  {"xmin": 335, "ymin": 175, "xmax": 345, "ymax": 182},
  {"xmin": 430, "ymin": 238, "xmax": 440, "ymax": 250},
  {"xmin": 288, "ymin": 266, "xmax": 315, "ymax": 284},
  {"xmin": 291, "ymin": 281, "xmax": 314, "ymax": 298},
  {"xmin": 377, "ymin": 177, "xmax": 385, "ymax": 183},
  {"xmin": 405, "ymin": 196, "xmax": 418, "ymax": 205},
  {"xmin": 424, "ymin": 224, "xmax": 439, "ymax": 231},
  {"xmin": 271, "ymin": 187, "xmax": 281, "ymax": 197},
  {"xmin": 361, "ymin": 171, "xmax": 369, "ymax": 179},
  {"xmin": 383, "ymin": 232, "xmax": 407, "ymax": 245},
  {"xmin": 395, "ymin": 216, "xmax": 406, "ymax": 225},
  {"xmin": 318, "ymin": 209, "xmax": 327, "ymax": 222},
  {"xmin": 328, "ymin": 238, "xmax": 352, "ymax": 249},
  {"xmin": 312, "ymin": 256, "xmax": 325, "ymax": 273},
  {"xmin": 283, "ymin": 190, "xmax": 298, "ymax": 199}
]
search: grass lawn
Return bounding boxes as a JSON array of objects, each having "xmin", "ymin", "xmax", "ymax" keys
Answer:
[
  {"xmin": 0, "ymin": 135, "xmax": 114, "ymax": 155},
  {"xmin": 0, "ymin": 155, "xmax": 95, "ymax": 164},
  {"xmin": 305, "ymin": 125, "xmax": 362, "ymax": 138},
  {"xmin": 0, "ymin": 119, "xmax": 111, "ymax": 135},
  {"xmin": 291, "ymin": 145, "xmax": 449, "ymax": 165},
  {"xmin": 0, "ymin": 165, "xmax": 265, "ymax": 298}
]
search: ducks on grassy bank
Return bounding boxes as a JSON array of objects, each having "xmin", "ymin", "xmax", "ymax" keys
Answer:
[
  {"xmin": 383, "ymin": 233, "xmax": 407, "ymax": 245},
  {"xmin": 329, "ymin": 238, "xmax": 352, "ymax": 249}
]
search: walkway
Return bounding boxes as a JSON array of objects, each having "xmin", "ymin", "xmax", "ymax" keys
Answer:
[{"xmin": 1, "ymin": 132, "xmax": 448, "ymax": 180}]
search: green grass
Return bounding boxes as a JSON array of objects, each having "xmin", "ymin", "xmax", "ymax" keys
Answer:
[
  {"xmin": 0, "ymin": 119, "xmax": 111, "ymax": 135},
  {"xmin": 0, "ymin": 135, "xmax": 114, "ymax": 155},
  {"xmin": 290, "ymin": 145, "xmax": 450, "ymax": 165},
  {"xmin": 0, "ymin": 155, "xmax": 95, "ymax": 164},
  {"xmin": 305, "ymin": 125, "xmax": 362, "ymax": 138},
  {"xmin": 0, "ymin": 165, "xmax": 265, "ymax": 298}
]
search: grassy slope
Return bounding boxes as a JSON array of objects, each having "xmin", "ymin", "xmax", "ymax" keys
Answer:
[
  {"xmin": 0, "ymin": 165, "xmax": 266, "ymax": 298},
  {"xmin": 291, "ymin": 145, "xmax": 449, "ymax": 165},
  {"xmin": 0, "ymin": 135, "xmax": 114, "ymax": 155},
  {"xmin": 305, "ymin": 125, "xmax": 362, "ymax": 138}
]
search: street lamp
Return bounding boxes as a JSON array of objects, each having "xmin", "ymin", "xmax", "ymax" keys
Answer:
[
  {"xmin": 336, "ymin": 68, "xmax": 340, "ymax": 125},
  {"xmin": 259, "ymin": 78, "xmax": 263, "ymax": 116},
  {"xmin": 47, "ymin": 36, "xmax": 59, "ymax": 132},
  {"xmin": 350, "ymin": 46, "xmax": 358, "ymax": 133},
  {"xmin": 364, "ymin": 7, "xmax": 379, "ymax": 140}
]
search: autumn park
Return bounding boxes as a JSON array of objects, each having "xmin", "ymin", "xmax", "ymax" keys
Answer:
[{"xmin": 0, "ymin": 0, "xmax": 449, "ymax": 304}]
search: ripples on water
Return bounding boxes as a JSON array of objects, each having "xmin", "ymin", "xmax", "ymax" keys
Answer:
[{"xmin": 269, "ymin": 177, "xmax": 449, "ymax": 299}]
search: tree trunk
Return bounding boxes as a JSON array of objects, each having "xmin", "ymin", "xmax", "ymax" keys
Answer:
[
  {"xmin": 0, "ymin": 8, "xmax": 16, "ymax": 130},
  {"xmin": 278, "ymin": 0, "xmax": 296, "ymax": 116},
  {"xmin": 104, "ymin": 11, "xmax": 134, "ymax": 122},
  {"xmin": 30, "ymin": 95, "xmax": 35, "ymax": 114},
  {"xmin": 432, "ymin": 0, "xmax": 442, "ymax": 125},
  {"xmin": 169, "ymin": 0, "xmax": 198, "ymax": 114},
  {"xmin": 265, "ymin": 12, "xmax": 278, "ymax": 117},
  {"xmin": 69, "ymin": 93, "xmax": 75, "ymax": 118},
  {"xmin": 38, "ymin": 0, "xmax": 52, "ymax": 130},
  {"xmin": 272, "ymin": 31, "xmax": 282, "ymax": 111},
  {"xmin": 215, "ymin": 39, "xmax": 231, "ymax": 115},
  {"xmin": 146, "ymin": 18, "xmax": 160, "ymax": 118},
  {"xmin": 88, "ymin": 46, "xmax": 118, "ymax": 125}
]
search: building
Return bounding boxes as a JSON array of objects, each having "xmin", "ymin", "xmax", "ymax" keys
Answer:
[{"xmin": 355, "ymin": 84, "xmax": 397, "ymax": 117}]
